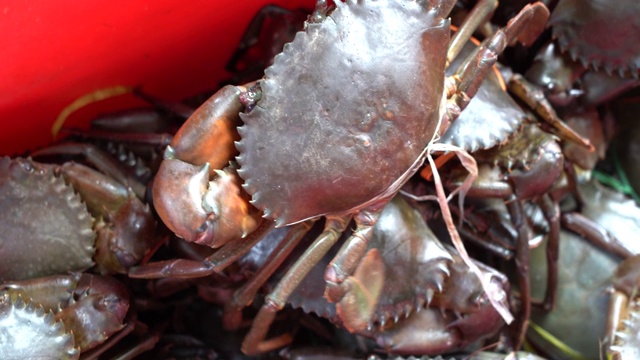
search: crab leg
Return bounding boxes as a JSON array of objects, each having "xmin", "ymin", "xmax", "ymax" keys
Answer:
[
  {"xmin": 605, "ymin": 255, "xmax": 640, "ymax": 356},
  {"xmin": 446, "ymin": 3, "xmax": 549, "ymax": 120},
  {"xmin": 131, "ymin": 87, "xmax": 194, "ymax": 120},
  {"xmin": 324, "ymin": 202, "xmax": 388, "ymax": 303},
  {"xmin": 32, "ymin": 142, "xmax": 147, "ymax": 199},
  {"xmin": 241, "ymin": 217, "xmax": 349, "ymax": 355},
  {"xmin": 61, "ymin": 127, "xmax": 173, "ymax": 148},
  {"xmin": 561, "ymin": 212, "xmax": 634, "ymax": 259},
  {"xmin": 150, "ymin": 84, "xmax": 264, "ymax": 246},
  {"xmin": 507, "ymin": 73, "xmax": 594, "ymax": 150},
  {"xmin": 223, "ymin": 220, "xmax": 315, "ymax": 330},
  {"xmin": 446, "ymin": 0, "xmax": 498, "ymax": 65},
  {"xmin": 505, "ymin": 197, "xmax": 530, "ymax": 349},
  {"xmin": 128, "ymin": 219, "xmax": 274, "ymax": 279},
  {"xmin": 535, "ymin": 195, "xmax": 560, "ymax": 311},
  {"xmin": 167, "ymin": 85, "xmax": 243, "ymax": 173}
]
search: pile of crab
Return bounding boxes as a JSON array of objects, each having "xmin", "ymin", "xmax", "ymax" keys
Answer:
[{"xmin": 2, "ymin": 0, "xmax": 640, "ymax": 359}]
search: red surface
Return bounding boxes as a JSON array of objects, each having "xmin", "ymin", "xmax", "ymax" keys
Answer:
[{"xmin": 0, "ymin": 0, "xmax": 314, "ymax": 154}]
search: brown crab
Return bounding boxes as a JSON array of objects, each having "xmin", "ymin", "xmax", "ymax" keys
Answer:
[
  {"xmin": 511, "ymin": 0, "xmax": 640, "ymax": 112},
  {"xmin": 280, "ymin": 196, "xmax": 509, "ymax": 355},
  {"xmin": 480, "ymin": 2, "xmax": 640, "ymax": 195},
  {"xmin": 132, "ymin": 0, "xmax": 549, "ymax": 354},
  {"xmin": 550, "ymin": 0, "xmax": 640, "ymax": 79},
  {"xmin": 432, "ymin": 120, "xmax": 565, "ymax": 347},
  {"xmin": 0, "ymin": 153, "xmax": 156, "ymax": 281},
  {"xmin": 0, "ymin": 273, "xmax": 130, "ymax": 359}
]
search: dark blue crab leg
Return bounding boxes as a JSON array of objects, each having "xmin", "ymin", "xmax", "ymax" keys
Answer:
[
  {"xmin": 223, "ymin": 4, "xmax": 307, "ymax": 84},
  {"xmin": 241, "ymin": 217, "xmax": 349, "ymax": 355},
  {"xmin": 223, "ymin": 220, "xmax": 315, "ymax": 330},
  {"xmin": 61, "ymin": 127, "xmax": 173, "ymax": 148}
]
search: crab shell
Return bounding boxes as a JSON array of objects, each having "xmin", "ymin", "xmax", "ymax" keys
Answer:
[
  {"xmin": 440, "ymin": 41, "xmax": 527, "ymax": 153},
  {"xmin": 268, "ymin": 196, "xmax": 507, "ymax": 354},
  {"xmin": 237, "ymin": 0, "xmax": 449, "ymax": 227},
  {"xmin": 550, "ymin": 0, "xmax": 640, "ymax": 77},
  {"xmin": 0, "ymin": 157, "xmax": 95, "ymax": 282},
  {"xmin": 2, "ymin": 273, "xmax": 130, "ymax": 353},
  {"xmin": 0, "ymin": 295, "xmax": 79, "ymax": 359}
]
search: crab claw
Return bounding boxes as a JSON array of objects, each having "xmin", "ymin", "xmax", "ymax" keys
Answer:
[
  {"xmin": 153, "ymin": 154, "xmax": 213, "ymax": 244},
  {"xmin": 435, "ymin": 257, "xmax": 509, "ymax": 345},
  {"xmin": 375, "ymin": 257, "xmax": 508, "ymax": 355},
  {"xmin": 153, "ymin": 153, "xmax": 260, "ymax": 248},
  {"xmin": 335, "ymin": 248, "xmax": 385, "ymax": 333},
  {"xmin": 376, "ymin": 308, "xmax": 462, "ymax": 355},
  {"xmin": 202, "ymin": 166, "xmax": 261, "ymax": 247}
]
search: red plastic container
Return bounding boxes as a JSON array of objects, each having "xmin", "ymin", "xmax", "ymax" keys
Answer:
[{"xmin": 0, "ymin": 0, "xmax": 314, "ymax": 154}]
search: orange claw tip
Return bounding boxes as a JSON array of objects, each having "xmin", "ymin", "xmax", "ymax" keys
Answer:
[{"xmin": 153, "ymin": 158, "xmax": 211, "ymax": 242}]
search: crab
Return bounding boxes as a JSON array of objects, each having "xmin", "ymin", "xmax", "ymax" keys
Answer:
[
  {"xmin": 427, "ymin": 119, "xmax": 566, "ymax": 346},
  {"xmin": 424, "ymin": 32, "xmax": 615, "ymax": 344},
  {"xmin": 130, "ymin": 0, "xmax": 550, "ymax": 354},
  {"xmin": 0, "ymin": 152, "xmax": 156, "ymax": 281},
  {"xmin": 227, "ymin": 195, "xmax": 508, "ymax": 356},
  {"xmin": 477, "ymin": 175, "xmax": 640, "ymax": 359},
  {"xmin": 288, "ymin": 196, "xmax": 509, "ymax": 356},
  {"xmin": 516, "ymin": 0, "xmax": 640, "ymax": 111},
  {"xmin": 527, "ymin": 226, "xmax": 621, "ymax": 359},
  {"xmin": 550, "ymin": 0, "xmax": 640, "ymax": 79},
  {"xmin": 483, "ymin": 2, "xmax": 640, "ymax": 192},
  {"xmin": 222, "ymin": 4, "xmax": 310, "ymax": 86},
  {"xmin": 0, "ymin": 273, "xmax": 130, "ymax": 359}
]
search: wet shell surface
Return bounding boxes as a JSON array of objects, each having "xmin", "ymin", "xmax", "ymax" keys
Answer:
[
  {"xmin": 440, "ymin": 42, "xmax": 527, "ymax": 152},
  {"xmin": 474, "ymin": 123, "xmax": 560, "ymax": 172},
  {"xmin": 550, "ymin": 0, "xmax": 640, "ymax": 77},
  {"xmin": 0, "ymin": 295, "xmax": 79, "ymax": 359},
  {"xmin": 237, "ymin": 0, "xmax": 450, "ymax": 226},
  {"xmin": 0, "ymin": 157, "xmax": 95, "ymax": 281},
  {"xmin": 284, "ymin": 196, "xmax": 452, "ymax": 331}
]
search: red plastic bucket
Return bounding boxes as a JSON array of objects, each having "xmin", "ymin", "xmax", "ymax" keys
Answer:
[{"xmin": 0, "ymin": 0, "xmax": 314, "ymax": 154}]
